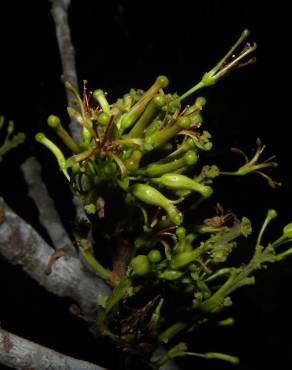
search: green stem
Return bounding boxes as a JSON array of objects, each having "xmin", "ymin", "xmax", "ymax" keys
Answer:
[
  {"xmin": 256, "ymin": 209, "xmax": 277, "ymax": 252},
  {"xmin": 0, "ymin": 133, "xmax": 25, "ymax": 158},
  {"xmin": 78, "ymin": 238, "xmax": 111, "ymax": 282},
  {"xmin": 178, "ymin": 81, "xmax": 205, "ymax": 102},
  {"xmin": 158, "ymin": 321, "xmax": 188, "ymax": 343},
  {"xmin": 35, "ymin": 133, "xmax": 70, "ymax": 180}
]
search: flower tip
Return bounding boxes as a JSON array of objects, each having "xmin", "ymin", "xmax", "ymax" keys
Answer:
[
  {"xmin": 156, "ymin": 75, "xmax": 169, "ymax": 88},
  {"xmin": 35, "ymin": 132, "xmax": 46, "ymax": 142},
  {"xmin": 196, "ymin": 96, "xmax": 207, "ymax": 108},
  {"xmin": 93, "ymin": 89, "xmax": 103, "ymax": 100},
  {"xmin": 242, "ymin": 29, "xmax": 250, "ymax": 38},
  {"xmin": 268, "ymin": 209, "xmax": 277, "ymax": 219},
  {"xmin": 283, "ymin": 223, "xmax": 292, "ymax": 238},
  {"xmin": 64, "ymin": 81, "xmax": 74, "ymax": 89},
  {"xmin": 47, "ymin": 115, "xmax": 61, "ymax": 128}
]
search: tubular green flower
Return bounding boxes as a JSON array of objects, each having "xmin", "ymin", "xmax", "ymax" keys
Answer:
[
  {"xmin": 131, "ymin": 183, "xmax": 183, "ymax": 225},
  {"xmin": 47, "ymin": 115, "xmax": 80, "ymax": 153},
  {"xmin": 145, "ymin": 115, "xmax": 200, "ymax": 150},
  {"xmin": 127, "ymin": 93, "xmax": 166, "ymax": 138},
  {"xmin": 119, "ymin": 75, "xmax": 169, "ymax": 131},
  {"xmin": 179, "ymin": 29, "xmax": 256, "ymax": 101},
  {"xmin": 139, "ymin": 150, "xmax": 198, "ymax": 177},
  {"xmin": 153, "ymin": 173, "xmax": 213, "ymax": 197},
  {"xmin": 221, "ymin": 139, "xmax": 280, "ymax": 188},
  {"xmin": 35, "ymin": 132, "xmax": 70, "ymax": 180},
  {"xmin": 93, "ymin": 89, "xmax": 111, "ymax": 114}
]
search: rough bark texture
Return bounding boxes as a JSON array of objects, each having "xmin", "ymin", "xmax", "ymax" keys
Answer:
[
  {"xmin": 0, "ymin": 328, "xmax": 106, "ymax": 370},
  {"xmin": 0, "ymin": 197, "xmax": 110, "ymax": 324},
  {"xmin": 21, "ymin": 157, "xmax": 76, "ymax": 256}
]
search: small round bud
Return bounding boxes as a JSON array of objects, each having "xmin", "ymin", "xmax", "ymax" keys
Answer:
[
  {"xmin": 47, "ymin": 115, "xmax": 61, "ymax": 128},
  {"xmin": 242, "ymin": 29, "xmax": 250, "ymax": 38},
  {"xmin": 148, "ymin": 249, "xmax": 162, "ymax": 263},
  {"xmin": 201, "ymin": 186, "xmax": 213, "ymax": 198},
  {"xmin": 184, "ymin": 151, "xmax": 198, "ymax": 165},
  {"xmin": 177, "ymin": 116, "xmax": 191, "ymax": 129},
  {"xmin": 155, "ymin": 75, "xmax": 169, "ymax": 88},
  {"xmin": 176, "ymin": 226, "xmax": 186, "ymax": 240},
  {"xmin": 195, "ymin": 96, "xmax": 207, "ymax": 109},
  {"xmin": 283, "ymin": 223, "xmax": 292, "ymax": 238},
  {"xmin": 35, "ymin": 132, "xmax": 45, "ymax": 142},
  {"xmin": 130, "ymin": 255, "xmax": 151, "ymax": 276},
  {"xmin": 153, "ymin": 94, "xmax": 166, "ymax": 107},
  {"xmin": 7, "ymin": 120, "xmax": 14, "ymax": 135},
  {"xmin": 97, "ymin": 112, "xmax": 109, "ymax": 126},
  {"xmin": 268, "ymin": 209, "xmax": 277, "ymax": 219}
]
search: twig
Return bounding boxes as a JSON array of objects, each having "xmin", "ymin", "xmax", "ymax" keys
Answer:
[
  {"xmin": 50, "ymin": 0, "xmax": 87, "ymax": 219},
  {"xmin": 0, "ymin": 197, "xmax": 111, "ymax": 325},
  {"xmin": 21, "ymin": 156, "xmax": 76, "ymax": 255},
  {"xmin": 0, "ymin": 327, "xmax": 107, "ymax": 370},
  {"xmin": 50, "ymin": 0, "xmax": 81, "ymax": 143}
]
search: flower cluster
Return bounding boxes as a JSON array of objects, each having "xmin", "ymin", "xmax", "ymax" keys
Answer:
[{"xmin": 36, "ymin": 30, "xmax": 292, "ymax": 368}]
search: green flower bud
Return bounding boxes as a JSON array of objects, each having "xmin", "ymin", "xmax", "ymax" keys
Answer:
[
  {"xmin": 155, "ymin": 75, "xmax": 169, "ymax": 88},
  {"xmin": 35, "ymin": 133, "xmax": 70, "ymax": 180},
  {"xmin": 97, "ymin": 112, "xmax": 110, "ymax": 126},
  {"xmin": 47, "ymin": 115, "xmax": 61, "ymax": 128},
  {"xmin": 283, "ymin": 223, "xmax": 292, "ymax": 238},
  {"xmin": 131, "ymin": 183, "xmax": 183, "ymax": 225},
  {"xmin": 268, "ymin": 209, "xmax": 277, "ymax": 219},
  {"xmin": 177, "ymin": 116, "xmax": 191, "ymax": 129},
  {"xmin": 141, "ymin": 151, "xmax": 198, "ymax": 177},
  {"xmin": 126, "ymin": 150, "xmax": 142, "ymax": 171},
  {"xmin": 148, "ymin": 249, "xmax": 162, "ymax": 263},
  {"xmin": 7, "ymin": 120, "xmax": 14, "ymax": 135},
  {"xmin": 184, "ymin": 151, "xmax": 198, "ymax": 166},
  {"xmin": 47, "ymin": 114, "xmax": 79, "ymax": 153},
  {"xmin": 195, "ymin": 96, "xmax": 207, "ymax": 109},
  {"xmin": 170, "ymin": 249, "xmax": 200, "ymax": 270},
  {"xmin": 131, "ymin": 255, "xmax": 151, "ymax": 276},
  {"xmin": 145, "ymin": 116, "xmax": 192, "ymax": 150},
  {"xmin": 155, "ymin": 173, "xmax": 213, "ymax": 197},
  {"xmin": 159, "ymin": 269, "xmax": 183, "ymax": 280},
  {"xmin": 176, "ymin": 226, "xmax": 186, "ymax": 240}
]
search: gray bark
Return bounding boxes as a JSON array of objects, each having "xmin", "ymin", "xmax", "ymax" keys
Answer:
[
  {"xmin": 21, "ymin": 157, "xmax": 76, "ymax": 256},
  {"xmin": 0, "ymin": 197, "xmax": 110, "ymax": 325},
  {"xmin": 50, "ymin": 0, "xmax": 81, "ymax": 143},
  {"xmin": 50, "ymin": 0, "xmax": 86, "ymax": 220},
  {"xmin": 0, "ymin": 328, "xmax": 106, "ymax": 370}
]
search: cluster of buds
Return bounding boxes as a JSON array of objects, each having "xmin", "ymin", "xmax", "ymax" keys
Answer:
[
  {"xmin": 36, "ymin": 30, "xmax": 260, "ymax": 229},
  {"xmin": 36, "ymin": 30, "xmax": 289, "ymax": 367}
]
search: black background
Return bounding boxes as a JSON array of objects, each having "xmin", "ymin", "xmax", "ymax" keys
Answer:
[{"xmin": 1, "ymin": 1, "xmax": 292, "ymax": 369}]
